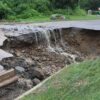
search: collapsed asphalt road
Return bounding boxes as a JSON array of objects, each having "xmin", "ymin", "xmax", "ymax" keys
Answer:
[{"xmin": 0, "ymin": 20, "xmax": 100, "ymax": 100}]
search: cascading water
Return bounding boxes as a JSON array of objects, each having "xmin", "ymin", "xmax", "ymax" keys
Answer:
[
  {"xmin": 30, "ymin": 27, "xmax": 77, "ymax": 62},
  {"xmin": 59, "ymin": 28, "xmax": 65, "ymax": 47},
  {"xmin": 3, "ymin": 25, "xmax": 77, "ymax": 62},
  {"xmin": 41, "ymin": 29, "xmax": 55, "ymax": 52},
  {"xmin": 34, "ymin": 32, "xmax": 38, "ymax": 45}
]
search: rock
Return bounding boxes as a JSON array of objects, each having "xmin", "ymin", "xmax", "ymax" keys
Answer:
[
  {"xmin": 33, "ymin": 57, "xmax": 40, "ymax": 61},
  {"xmin": 0, "ymin": 49, "xmax": 13, "ymax": 61},
  {"xmin": 0, "ymin": 31, "xmax": 7, "ymax": 46},
  {"xmin": 21, "ymin": 50, "xmax": 25, "ymax": 53},
  {"xmin": 16, "ymin": 50, "xmax": 21, "ymax": 57},
  {"xmin": 25, "ymin": 58, "xmax": 35, "ymax": 66},
  {"xmin": 50, "ymin": 14, "xmax": 65, "ymax": 20},
  {"xmin": 15, "ymin": 66, "xmax": 25, "ymax": 73},
  {"xmin": 10, "ymin": 50, "xmax": 15, "ymax": 54},
  {"xmin": 30, "ymin": 67, "xmax": 45, "ymax": 80},
  {"xmin": 75, "ymin": 56, "xmax": 84, "ymax": 62},
  {"xmin": 32, "ymin": 78, "xmax": 41, "ymax": 85},
  {"xmin": 67, "ymin": 57, "xmax": 74, "ymax": 64},
  {"xmin": 14, "ymin": 28, "xmax": 18, "ymax": 31},
  {"xmin": 42, "ymin": 57, "xmax": 47, "ymax": 61},
  {"xmin": 0, "ymin": 65, "xmax": 4, "ymax": 71},
  {"xmin": 4, "ymin": 32, "xmax": 38, "ymax": 47},
  {"xmin": 43, "ymin": 66, "xmax": 52, "ymax": 76},
  {"xmin": 18, "ymin": 78, "xmax": 33, "ymax": 89},
  {"xmin": 15, "ymin": 33, "xmax": 36, "ymax": 44}
]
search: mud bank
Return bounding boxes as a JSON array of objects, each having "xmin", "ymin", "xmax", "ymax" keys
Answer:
[{"xmin": 0, "ymin": 26, "xmax": 100, "ymax": 100}]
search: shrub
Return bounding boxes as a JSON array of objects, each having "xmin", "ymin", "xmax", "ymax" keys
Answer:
[
  {"xmin": 53, "ymin": 9, "xmax": 68, "ymax": 15},
  {"xmin": 0, "ymin": 1, "xmax": 12, "ymax": 19},
  {"xmin": 7, "ymin": 15, "xmax": 16, "ymax": 20},
  {"xmin": 17, "ymin": 9, "xmax": 40, "ymax": 19},
  {"xmin": 34, "ymin": 0, "xmax": 50, "ymax": 14},
  {"xmin": 92, "ymin": 11, "xmax": 100, "ymax": 15},
  {"xmin": 73, "ymin": 7, "xmax": 86, "ymax": 16},
  {"xmin": 14, "ymin": 4, "xmax": 30, "ymax": 14}
]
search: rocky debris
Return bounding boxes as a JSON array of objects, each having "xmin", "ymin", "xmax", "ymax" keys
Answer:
[
  {"xmin": 25, "ymin": 58, "xmax": 35, "ymax": 66},
  {"xmin": 0, "ymin": 31, "xmax": 7, "ymax": 46},
  {"xmin": 15, "ymin": 66, "xmax": 25, "ymax": 73},
  {"xmin": 33, "ymin": 57, "xmax": 40, "ymax": 61},
  {"xmin": 15, "ymin": 33, "xmax": 36, "ymax": 44},
  {"xmin": 0, "ymin": 65, "xmax": 4, "ymax": 72},
  {"xmin": 14, "ymin": 28, "xmax": 18, "ymax": 31},
  {"xmin": 43, "ymin": 65, "xmax": 61, "ymax": 76},
  {"xmin": 32, "ymin": 78, "xmax": 41, "ymax": 85},
  {"xmin": 0, "ymin": 49, "xmax": 13, "ymax": 61},
  {"xmin": 29, "ymin": 67, "xmax": 45, "ymax": 80},
  {"xmin": 0, "ymin": 25, "xmax": 99, "ymax": 100},
  {"xmin": 15, "ymin": 50, "xmax": 22, "ymax": 57},
  {"xmin": 50, "ymin": 14, "xmax": 66, "ymax": 20},
  {"xmin": 17, "ymin": 78, "xmax": 33, "ymax": 89},
  {"xmin": 0, "ymin": 83, "xmax": 25, "ymax": 100},
  {"xmin": 4, "ymin": 33, "xmax": 37, "ymax": 48},
  {"xmin": 75, "ymin": 56, "xmax": 84, "ymax": 62},
  {"xmin": 0, "ymin": 57, "xmax": 28, "ymax": 69}
]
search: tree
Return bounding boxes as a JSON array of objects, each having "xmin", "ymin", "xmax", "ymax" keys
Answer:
[
  {"xmin": 50, "ymin": 0, "xmax": 78, "ymax": 9},
  {"xmin": 80, "ymin": 0, "xmax": 100, "ymax": 10},
  {"xmin": 0, "ymin": 1, "xmax": 11, "ymax": 19}
]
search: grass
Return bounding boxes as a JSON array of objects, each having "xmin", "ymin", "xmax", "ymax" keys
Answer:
[
  {"xmin": 14, "ymin": 15, "xmax": 100, "ymax": 22},
  {"xmin": 15, "ymin": 16, "xmax": 50, "ymax": 22},
  {"xmin": 6, "ymin": 15, "xmax": 100, "ymax": 22},
  {"xmin": 21, "ymin": 58, "xmax": 100, "ymax": 100},
  {"xmin": 69, "ymin": 15, "xmax": 100, "ymax": 20}
]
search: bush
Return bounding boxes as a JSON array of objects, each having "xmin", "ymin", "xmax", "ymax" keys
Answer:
[
  {"xmin": 73, "ymin": 7, "xmax": 86, "ymax": 16},
  {"xmin": 0, "ymin": 1, "xmax": 12, "ymax": 19},
  {"xmin": 92, "ymin": 11, "xmax": 100, "ymax": 15},
  {"xmin": 17, "ymin": 9, "xmax": 41, "ymax": 19},
  {"xmin": 53, "ymin": 9, "xmax": 68, "ymax": 15},
  {"xmin": 14, "ymin": 4, "xmax": 30, "ymax": 14},
  {"xmin": 7, "ymin": 15, "xmax": 16, "ymax": 20},
  {"xmin": 34, "ymin": 0, "xmax": 50, "ymax": 14},
  {"xmin": 52, "ymin": 8, "xmax": 86, "ymax": 16}
]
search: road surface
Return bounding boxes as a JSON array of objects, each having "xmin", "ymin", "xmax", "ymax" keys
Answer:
[
  {"xmin": 0, "ymin": 20, "xmax": 100, "ymax": 30},
  {"xmin": 0, "ymin": 20, "xmax": 100, "ymax": 61}
]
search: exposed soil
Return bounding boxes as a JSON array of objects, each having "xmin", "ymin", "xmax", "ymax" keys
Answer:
[
  {"xmin": 0, "ymin": 28, "xmax": 100, "ymax": 100},
  {"xmin": 63, "ymin": 28, "xmax": 100, "ymax": 57}
]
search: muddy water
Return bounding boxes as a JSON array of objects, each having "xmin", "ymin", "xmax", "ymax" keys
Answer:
[{"xmin": 0, "ymin": 27, "xmax": 100, "ymax": 100}]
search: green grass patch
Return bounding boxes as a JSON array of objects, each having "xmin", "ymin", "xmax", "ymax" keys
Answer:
[
  {"xmin": 15, "ymin": 16, "xmax": 50, "ymax": 22},
  {"xmin": 22, "ymin": 58, "xmax": 100, "ymax": 100},
  {"xmin": 69, "ymin": 15, "xmax": 100, "ymax": 20},
  {"xmin": 8, "ymin": 15, "xmax": 100, "ymax": 22}
]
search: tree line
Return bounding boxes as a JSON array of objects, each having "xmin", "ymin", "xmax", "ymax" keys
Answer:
[{"xmin": 0, "ymin": 0, "xmax": 100, "ymax": 20}]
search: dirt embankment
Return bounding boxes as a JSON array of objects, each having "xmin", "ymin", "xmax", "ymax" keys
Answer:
[
  {"xmin": 0, "ymin": 27, "xmax": 100, "ymax": 100},
  {"xmin": 63, "ymin": 28, "xmax": 100, "ymax": 58}
]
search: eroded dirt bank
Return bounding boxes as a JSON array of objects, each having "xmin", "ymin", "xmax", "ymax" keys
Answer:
[
  {"xmin": 0, "ymin": 27, "xmax": 100, "ymax": 100},
  {"xmin": 63, "ymin": 28, "xmax": 100, "ymax": 57}
]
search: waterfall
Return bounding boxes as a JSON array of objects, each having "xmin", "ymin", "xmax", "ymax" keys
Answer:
[
  {"xmin": 59, "ymin": 28, "xmax": 66, "ymax": 48},
  {"xmin": 4, "ymin": 24, "xmax": 77, "ymax": 62},
  {"xmin": 34, "ymin": 32, "xmax": 38, "ymax": 45},
  {"xmin": 31, "ymin": 28, "xmax": 65, "ymax": 53},
  {"xmin": 40, "ymin": 29, "xmax": 55, "ymax": 52},
  {"xmin": 50, "ymin": 29, "xmax": 57, "ymax": 46}
]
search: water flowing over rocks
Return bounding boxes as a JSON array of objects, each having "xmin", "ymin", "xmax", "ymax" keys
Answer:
[{"xmin": 0, "ymin": 21, "xmax": 100, "ymax": 100}]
